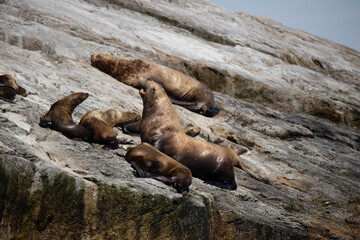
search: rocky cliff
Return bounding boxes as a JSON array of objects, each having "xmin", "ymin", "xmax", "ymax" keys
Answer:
[{"xmin": 0, "ymin": 0, "xmax": 359, "ymax": 239}]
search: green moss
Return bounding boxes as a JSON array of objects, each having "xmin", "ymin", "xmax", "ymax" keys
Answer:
[{"xmin": 96, "ymin": 185, "xmax": 216, "ymax": 239}]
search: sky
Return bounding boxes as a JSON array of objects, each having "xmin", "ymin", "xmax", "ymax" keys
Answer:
[{"xmin": 210, "ymin": 0, "xmax": 360, "ymax": 52}]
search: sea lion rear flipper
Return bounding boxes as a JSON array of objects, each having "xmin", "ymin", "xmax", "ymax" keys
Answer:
[
  {"xmin": 123, "ymin": 120, "xmax": 141, "ymax": 135},
  {"xmin": 0, "ymin": 86, "xmax": 16, "ymax": 102},
  {"xmin": 206, "ymin": 107, "xmax": 220, "ymax": 117}
]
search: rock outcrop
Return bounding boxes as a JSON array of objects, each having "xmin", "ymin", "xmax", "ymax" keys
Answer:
[{"xmin": 0, "ymin": 0, "xmax": 359, "ymax": 239}]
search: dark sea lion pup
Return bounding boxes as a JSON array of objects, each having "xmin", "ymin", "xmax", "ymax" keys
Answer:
[
  {"xmin": 125, "ymin": 142, "xmax": 192, "ymax": 193},
  {"xmin": 79, "ymin": 109, "xmax": 141, "ymax": 149},
  {"xmin": 0, "ymin": 74, "xmax": 29, "ymax": 101},
  {"xmin": 140, "ymin": 80, "xmax": 236, "ymax": 190},
  {"xmin": 39, "ymin": 92, "xmax": 91, "ymax": 140},
  {"xmin": 91, "ymin": 53, "xmax": 219, "ymax": 117}
]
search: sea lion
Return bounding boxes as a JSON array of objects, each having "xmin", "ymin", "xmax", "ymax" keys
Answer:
[
  {"xmin": 79, "ymin": 109, "xmax": 141, "ymax": 148},
  {"xmin": 0, "ymin": 74, "xmax": 29, "ymax": 97},
  {"xmin": 91, "ymin": 53, "xmax": 219, "ymax": 117},
  {"xmin": 123, "ymin": 120, "xmax": 201, "ymax": 137},
  {"xmin": 39, "ymin": 92, "xmax": 91, "ymax": 140},
  {"xmin": 0, "ymin": 74, "xmax": 28, "ymax": 101},
  {"xmin": 125, "ymin": 142, "xmax": 192, "ymax": 193},
  {"xmin": 140, "ymin": 80, "xmax": 236, "ymax": 190}
]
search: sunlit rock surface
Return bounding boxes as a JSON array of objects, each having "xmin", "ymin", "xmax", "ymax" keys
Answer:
[{"xmin": 1, "ymin": 0, "xmax": 359, "ymax": 239}]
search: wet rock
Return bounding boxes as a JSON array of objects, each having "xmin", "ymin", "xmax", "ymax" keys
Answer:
[{"xmin": 0, "ymin": 0, "xmax": 359, "ymax": 239}]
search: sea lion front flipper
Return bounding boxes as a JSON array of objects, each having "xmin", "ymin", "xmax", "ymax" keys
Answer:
[
  {"xmin": 169, "ymin": 98, "xmax": 198, "ymax": 107},
  {"xmin": 148, "ymin": 175, "xmax": 175, "ymax": 185},
  {"xmin": 123, "ymin": 120, "xmax": 141, "ymax": 135},
  {"xmin": 204, "ymin": 180, "xmax": 236, "ymax": 190},
  {"xmin": 184, "ymin": 125, "xmax": 201, "ymax": 137},
  {"xmin": 130, "ymin": 161, "xmax": 149, "ymax": 178},
  {"xmin": 0, "ymin": 86, "xmax": 16, "ymax": 102}
]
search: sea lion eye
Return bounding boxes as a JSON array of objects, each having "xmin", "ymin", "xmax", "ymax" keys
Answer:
[{"xmin": 153, "ymin": 88, "xmax": 156, "ymax": 92}]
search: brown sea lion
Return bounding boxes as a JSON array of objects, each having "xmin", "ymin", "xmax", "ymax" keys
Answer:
[
  {"xmin": 0, "ymin": 74, "xmax": 28, "ymax": 102},
  {"xmin": 39, "ymin": 92, "xmax": 91, "ymax": 140},
  {"xmin": 140, "ymin": 80, "xmax": 236, "ymax": 190},
  {"xmin": 91, "ymin": 53, "xmax": 219, "ymax": 117},
  {"xmin": 0, "ymin": 74, "xmax": 29, "ymax": 97},
  {"xmin": 123, "ymin": 120, "xmax": 201, "ymax": 137},
  {"xmin": 125, "ymin": 142, "xmax": 192, "ymax": 193},
  {"xmin": 79, "ymin": 109, "xmax": 141, "ymax": 148}
]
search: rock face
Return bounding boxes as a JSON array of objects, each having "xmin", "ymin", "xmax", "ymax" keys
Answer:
[{"xmin": 0, "ymin": 0, "xmax": 359, "ymax": 239}]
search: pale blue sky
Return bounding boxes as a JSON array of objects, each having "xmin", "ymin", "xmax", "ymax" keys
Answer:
[{"xmin": 210, "ymin": 0, "xmax": 360, "ymax": 52}]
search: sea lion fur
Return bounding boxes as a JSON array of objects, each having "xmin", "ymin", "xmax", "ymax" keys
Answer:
[
  {"xmin": 140, "ymin": 80, "xmax": 236, "ymax": 190},
  {"xmin": 79, "ymin": 109, "xmax": 141, "ymax": 148},
  {"xmin": 39, "ymin": 92, "xmax": 90, "ymax": 140},
  {"xmin": 125, "ymin": 142, "xmax": 192, "ymax": 193},
  {"xmin": 91, "ymin": 53, "xmax": 219, "ymax": 117}
]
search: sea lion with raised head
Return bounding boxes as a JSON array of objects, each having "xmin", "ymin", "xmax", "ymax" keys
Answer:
[
  {"xmin": 125, "ymin": 142, "xmax": 192, "ymax": 193},
  {"xmin": 39, "ymin": 92, "xmax": 91, "ymax": 140},
  {"xmin": 139, "ymin": 80, "xmax": 236, "ymax": 190},
  {"xmin": 0, "ymin": 74, "xmax": 28, "ymax": 101},
  {"xmin": 79, "ymin": 109, "xmax": 141, "ymax": 148},
  {"xmin": 91, "ymin": 53, "xmax": 219, "ymax": 117}
]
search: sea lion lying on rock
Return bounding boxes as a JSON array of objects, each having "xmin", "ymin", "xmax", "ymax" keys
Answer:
[
  {"xmin": 79, "ymin": 109, "xmax": 141, "ymax": 148},
  {"xmin": 139, "ymin": 80, "xmax": 236, "ymax": 190},
  {"xmin": 0, "ymin": 74, "xmax": 28, "ymax": 101},
  {"xmin": 91, "ymin": 53, "xmax": 219, "ymax": 117},
  {"xmin": 123, "ymin": 120, "xmax": 201, "ymax": 137},
  {"xmin": 125, "ymin": 142, "xmax": 192, "ymax": 193},
  {"xmin": 39, "ymin": 92, "xmax": 91, "ymax": 140}
]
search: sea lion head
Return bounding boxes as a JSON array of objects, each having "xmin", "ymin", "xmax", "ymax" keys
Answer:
[
  {"xmin": 90, "ymin": 53, "xmax": 116, "ymax": 76},
  {"xmin": 172, "ymin": 172, "xmax": 192, "ymax": 193},
  {"xmin": 69, "ymin": 92, "xmax": 89, "ymax": 109},
  {"xmin": 141, "ymin": 79, "xmax": 168, "ymax": 105}
]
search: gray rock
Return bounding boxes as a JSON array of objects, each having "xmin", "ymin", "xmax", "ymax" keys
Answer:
[{"xmin": 0, "ymin": 0, "xmax": 359, "ymax": 239}]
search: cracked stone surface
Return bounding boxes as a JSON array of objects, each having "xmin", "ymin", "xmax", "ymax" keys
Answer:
[{"xmin": 0, "ymin": 0, "xmax": 359, "ymax": 239}]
